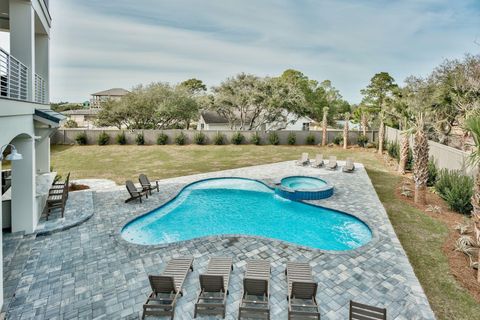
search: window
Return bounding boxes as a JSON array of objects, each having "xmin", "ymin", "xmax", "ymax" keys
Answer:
[
  {"xmin": 201, "ymin": 123, "xmax": 205, "ymax": 130},
  {"xmin": 302, "ymin": 123, "xmax": 310, "ymax": 131}
]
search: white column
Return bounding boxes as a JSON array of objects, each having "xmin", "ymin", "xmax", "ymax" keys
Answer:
[
  {"xmin": 9, "ymin": 0, "xmax": 35, "ymax": 101},
  {"xmin": 35, "ymin": 33, "xmax": 49, "ymax": 103},
  {"xmin": 11, "ymin": 137, "xmax": 36, "ymax": 234},
  {"xmin": 35, "ymin": 137, "xmax": 50, "ymax": 174}
]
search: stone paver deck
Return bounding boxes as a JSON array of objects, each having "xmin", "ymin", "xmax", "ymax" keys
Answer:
[{"xmin": 2, "ymin": 161, "xmax": 435, "ymax": 319}]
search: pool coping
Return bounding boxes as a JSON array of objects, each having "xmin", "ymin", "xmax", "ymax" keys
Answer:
[{"xmin": 115, "ymin": 176, "xmax": 379, "ymax": 256}]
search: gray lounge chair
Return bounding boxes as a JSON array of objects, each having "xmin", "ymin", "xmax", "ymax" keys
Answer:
[
  {"xmin": 195, "ymin": 257, "xmax": 233, "ymax": 318},
  {"xmin": 343, "ymin": 158, "xmax": 355, "ymax": 172},
  {"xmin": 311, "ymin": 154, "xmax": 324, "ymax": 168},
  {"xmin": 142, "ymin": 257, "xmax": 194, "ymax": 320},
  {"xmin": 139, "ymin": 174, "xmax": 159, "ymax": 195},
  {"xmin": 125, "ymin": 180, "xmax": 147, "ymax": 203},
  {"xmin": 349, "ymin": 301, "xmax": 386, "ymax": 320},
  {"xmin": 239, "ymin": 260, "xmax": 271, "ymax": 319},
  {"xmin": 286, "ymin": 262, "xmax": 320, "ymax": 320},
  {"xmin": 296, "ymin": 153, "xmax": 309, "ymax": 166},
  {"xmin": 326, "ymin": 156, "xmax": 337, "ymax": 170}
]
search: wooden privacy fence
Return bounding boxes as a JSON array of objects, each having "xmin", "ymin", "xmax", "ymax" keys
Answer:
[
  {"xmin": 385, "ymin": 126, "xmax": 475, "ymax": 176},
  {"xmin": 51, "ymin": 129, "xmax": 378, "ymax": 146}
]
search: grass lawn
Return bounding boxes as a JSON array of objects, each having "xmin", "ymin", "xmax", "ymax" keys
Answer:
[{"xmin": 50, "ymin": 144, "xmax": 480, "ymax": 320}]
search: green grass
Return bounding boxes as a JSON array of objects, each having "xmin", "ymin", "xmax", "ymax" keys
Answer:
[{"xmin": 50, "ymin": 144, "xmax": 480, "ymax": 320}]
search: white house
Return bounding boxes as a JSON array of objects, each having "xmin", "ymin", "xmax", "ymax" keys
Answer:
[
  {"xmin": 62, "ymin": 108, "xmax": 99, "ymax": 128},
  {"xmin": 0, "ymin": 0, "xmax": 64, "ymax": 309},
  {"xmin": 197, "ymin": 110, "xmax": 313, "ymax": 131}
]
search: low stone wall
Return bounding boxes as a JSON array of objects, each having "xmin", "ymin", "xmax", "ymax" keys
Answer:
[{"xmin": 51, "ymin": 129, "xmax": 378, "ymax": 146}]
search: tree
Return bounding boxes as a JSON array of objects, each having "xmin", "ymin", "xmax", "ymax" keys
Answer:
[
  {"xmin": 465, "ymin": 114, "xmax": 480, "ymax": 281},
  {"xmin": 322, "ymin": 107, "xmax": 328, "ymax": 146},
  {"xmin": 361, "ymin": 72, "xmax": 399, "ymax": 154},
  {"xmin": 403, "ymin": 76, "xmax": 435, "ymax": 204},
  {"xmin": 343, "ymin": 112, "xmax": 350, "ymax": 149},
  {"xmin": 211, "ymin": 73, "xmax": 305, "ymax": 130},
  {"xmin": 179, "ymin": 78, "xmax": 207, "ymax": 95}
]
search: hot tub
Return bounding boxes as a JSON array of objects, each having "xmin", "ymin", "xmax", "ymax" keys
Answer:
[{"xmin": 275, "ymin": 176, "xmax": 334, "ymax": 200}]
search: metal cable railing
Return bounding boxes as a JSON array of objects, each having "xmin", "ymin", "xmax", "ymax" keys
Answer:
[{"xmin": 0, "ymin": 47, "xmax": 28, "ymax": 101}]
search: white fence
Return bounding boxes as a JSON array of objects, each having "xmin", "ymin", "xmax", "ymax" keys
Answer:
[
  {"xmin": 52, "ymin": 129, "xmax": 378, "ymax": 146},
  {"xmin": 385, "ymin": 126, "xmax": 475, "ymax": 176}
]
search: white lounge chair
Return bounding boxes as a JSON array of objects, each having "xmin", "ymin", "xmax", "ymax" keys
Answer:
[
  {"xmin": 343, "ymin": 158, "xmax": 355, "ymax": 172},
  {"xmin": 326, "ymin": 156, "xmax": 337, "ymax": 170},
  {"xmin": 295, "ymin": 153, "xmax": 309, "ymax": 166},
  {"xmin": 311, "ymin": 154, "xmax": 324, "ymax": 168}
]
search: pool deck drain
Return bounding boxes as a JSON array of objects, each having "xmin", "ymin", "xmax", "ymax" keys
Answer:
[{"xmin": 2, "ymin": 161, "xmax": 435, "ymax": 319}]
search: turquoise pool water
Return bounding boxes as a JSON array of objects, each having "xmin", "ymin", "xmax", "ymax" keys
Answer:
[
  {"xmin": 121, "ymin": 178, "xmax": 372, "ymax": 250},
  {"xmin": 281, "ymin": 176, "xmax": 328, "ymax": 190}
]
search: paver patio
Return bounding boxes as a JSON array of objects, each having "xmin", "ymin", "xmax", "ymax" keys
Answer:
[{"xmin": 2, "ymin": 161, "xmax": 435, "ymax": 319}]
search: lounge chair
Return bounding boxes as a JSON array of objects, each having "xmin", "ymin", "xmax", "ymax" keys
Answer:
[
  {"xmin": 45, "ymin": 183, "xmax": 68, "ymax": 220},
  {"xmin": 139, "ymin": 174, "xmax": 159, "ymax": 195},
  {"xmin": 343, "ymin": 158, "xmax": 355, "ymax": 173},
  {"xmin": 142, "ymin": 257, "xmax": 194, "ymax": 320},
  {"xmin": 286, "ymin": 262, "xmax": 320, "ymax": 320},
  {"xmin": 349, "ymin": 301, "xmax": 386, "ymax": 320},
  {"xmin": 326, "ymin": 156, "xmax": 337, "ymax": 170},
  {"xmin": 125, "ymin": 180, "xmax": 148, "ymax": 203},
  {"xmin": 239, "ymin": 260, "xmax": 271, "ymax": 319},
  {"xmin": 296, "ymin": 153, "xmax": 310, "ymax": 166},
  {"xmin": 311, "ymin": 154, "xmax": 324, "ymax": 168},
  {"xmin": 194, "ymin": 257, "xmax": 233, "ymax": 318}
]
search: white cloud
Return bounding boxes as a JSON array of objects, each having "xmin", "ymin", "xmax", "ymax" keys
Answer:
[{"xmin": 49, "ymin": 0, "xmax": 480, "ymax": 103}]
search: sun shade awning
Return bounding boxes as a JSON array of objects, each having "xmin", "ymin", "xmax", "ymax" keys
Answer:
[{"xmin": 34, "ymin": 109, "xmax": 67, "ymax": 127}]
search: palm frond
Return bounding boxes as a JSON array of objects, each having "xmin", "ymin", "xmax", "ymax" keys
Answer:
[{"xmin": 464, "ymin": 115, "xmax": 480, "ymax": 166}]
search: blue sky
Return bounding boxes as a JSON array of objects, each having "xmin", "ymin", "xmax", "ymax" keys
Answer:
[{"xmin": 46, "ymin": 0, "xmax": 480, "ymax": 103}]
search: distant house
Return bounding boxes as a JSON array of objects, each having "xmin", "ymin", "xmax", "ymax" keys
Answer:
[
  {"xmin": 90, "ymin": 88, "xmax": 129, "ymax": 108},
  {"xmin": 197, "ymin": 111, "xmax": 313, "ymax": 131},
  {"xmin": 62, "ymin": 109, "xmax": 100, "ymax": 128}
]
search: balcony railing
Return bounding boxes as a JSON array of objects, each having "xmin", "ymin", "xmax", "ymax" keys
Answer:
[
  {"xmin": 35, "ymin": 73, "xmax": 47, "ymax": 104},
  {"xmin": 0, "ymin": 47, "xmax": 28, "ymax": 101},
  {"xmin": 0, "ymin": 47, "xmax": 48, "ymax": 104}
]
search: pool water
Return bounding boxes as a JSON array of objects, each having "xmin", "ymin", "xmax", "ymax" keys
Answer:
[
  {"xmin": 281, "ymin": 176, "xmax": 328, "ymax": 190},
  {"xmin": 121, "ymin": 178, "xmax": 372, "ymax": 250}
]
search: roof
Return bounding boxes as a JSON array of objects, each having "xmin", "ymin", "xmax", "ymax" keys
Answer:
[
  {"xmin": 91, "ymin": 88, "xmax": 129, "ymax": 97},
  {"xmin": 34, "ymin": 109, "xmax": 67, "ymax": 127},
  {"xmin": 201, "ymin": 111, "xmax": 229, "ymax": 124},
  {"xmin": 62, "ymin": 109, "xmax": 100, "ymax": 116}
]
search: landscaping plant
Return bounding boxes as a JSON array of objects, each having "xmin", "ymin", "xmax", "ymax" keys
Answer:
[
  {"xmin": 231, "ymin": 132, "xmax": 244, "ymax": 145},
  {"xmin": 305, "ymin": 133, "xmax": 315, "ymax": 145},
  {"xmin": 333, "ymin": 134, "xmax": 342, "ymax": 145},
  {"xmin": 435, "ymin": 169, "xmax": 473, "ymax": 215},
  {"xmin": 251, "ymin": 132, "xmax": 261, "ymax": 145},
  {"xmin": 156, "ymin": 132, "xmax": 168, "ymax": 145},
  {"xmin": 357, "ymin": 134, "xmax": 368, "ymax": 147},
  {"xmin": 213, "ymin": 132, "xmax": 225, "ymax": 145},
  {"xmin": 287, "ymin": 132, "xmax": 296, "ymax": 145},
  {"xmin": 175, "ymin": 131, "xmax": 187, "ymax": 145},
  {"xmin": 268, "ymin": 131, "xmax": 279, "ymax": 145},
  {"xmin": 135, "ymin": 132, "xmax": 145, "ymax": 145},
  {"xmin": 97, "ymin": 132, "xmax": 110, "ymax": 145},
  {"xmin": 194, "ymin": 132, "xmax": 206, "ymax": 145},
  {"xmin": 115, "ymin": 131, "xmax": 126, "ymax": 145},
  {"xmin": 75, "ymin": 132, "xmax": 87, "ymax": 145}
]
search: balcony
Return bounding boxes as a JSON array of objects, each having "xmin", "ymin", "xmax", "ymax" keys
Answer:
[{"xmin": 0, "ymin": 48, "xmax": 47, "ymax": 104}]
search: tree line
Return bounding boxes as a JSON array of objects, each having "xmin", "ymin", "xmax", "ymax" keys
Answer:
[{"xmin": 93, "ymin": 70, "xmax": 351, "ymax": 130}]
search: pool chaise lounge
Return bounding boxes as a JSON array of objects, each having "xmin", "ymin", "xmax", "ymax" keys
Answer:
[
  {"xmin": 125, "ymin": 180, "xmax": 148, "ymax": 203},
  {"xmin": 343, "ymin": 158, "xmax": 355, "ymax": 173},
  {"xmin": 296, "ymin": 152, "xmax": 310, "ymax": 166},
  {"xmin": 326, "ymin": 156, "xmax": 337, "ymax": 170},
  {"xmin": 142, "ymin": 257, "xmax": 194, "ymax": 320},
  {"xmin": 311, "ymin": 154, "xmax": 324, "ymax": 168},
  {"xmin": 139, "ymin": 173, "xmax": 159, "ymax": 195},
  {"xmin": 349, "ymin": 300, "xmax": 387, "ymax": 320},
  {"xmin": 286, "ymin": 262, "xmax": 320, "ymax": 320},
  {"xmin": 239, "ymin": 259, "xmax": 271, "ymax": 319},
  {"xmin": 195, "ymin": 257, "xmax": 233, "ymax": 318}
]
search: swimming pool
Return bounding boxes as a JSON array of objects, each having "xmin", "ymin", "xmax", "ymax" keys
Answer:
[
  {"xmin": 281, "ymin": 176, "xmax": 328, "ymax": 190},
  {"xmin": 121, "ymin": 178, "xmax": 372, "ymax": 250}
]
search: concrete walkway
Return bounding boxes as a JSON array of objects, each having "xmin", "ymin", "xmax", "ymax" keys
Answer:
[{"xmin": 2, "ymin": 161, "xmax": 435, "ymax": 319}]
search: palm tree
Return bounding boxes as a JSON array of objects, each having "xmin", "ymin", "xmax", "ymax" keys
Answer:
[
  {"xmin": 464, "ymin": 114, "xmax": 480, "ymax": 282},
  {"xmin": 322, "ymin": 107, "xmax": 328, "ymax": 146},
  {"xmin": 412, "ymin": 114, "xmax": 429, "ymax": 204},
  {"xmin": 361, "ymin": 110, "xmax": 369, "ymax": 136},
  {"xmin": 343, "ymin": 112, "xmax": 350, "ymax": 149},
  {"xmin": 398, "ymin": 117, "xmax": 410, "ymax": 175}
]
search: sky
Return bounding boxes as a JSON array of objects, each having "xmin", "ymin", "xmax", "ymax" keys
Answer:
[{"xmin": 10, "ymin": 0, "xmax": 480, "ymax": 103}]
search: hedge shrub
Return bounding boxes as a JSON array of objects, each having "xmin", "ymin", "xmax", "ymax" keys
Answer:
[
  {"xmin": 251, "ymin": 132, "xmax": 261, "ymax": 145},
  {"xmin": 97, "ymin": 132, "xmax": 110, "ymax": 145},
  {"xmin": 135, "ymin": 133, "xmax": 145, "ymax": 145},
  {"xmin": 435, "ymin": 169, "xmax": 473, "ymax": 215},
  {"xmin": 287, "ymin": 132, "xmax": 296, "ymax": 145},
  {"xmin": 175, "ymin": 131, "xmax": 186, "ymax": 145},
  {"xmin": 231, "ymin": 132, "xmax": 244, "ymax": 145},
  {"xmin": 214, "ymin": 132, "xmax": 225, "ymax": 145},
  {"xmin": 305, "ymin": 134, "xmax": 315, "ymax": 145},
  {"xmin": 156, "ymin": 132, "xmax": 168, "ymax": 145},
  {"xmin": 116, "ymin": 131, "xmax": 126, "ymax": 145},
  {"xmin": 268, "ymin": 132, "xmax": 279, "ymax": 145},
  {"xmin": 194, "ymin": 132, "xmax": 206, "ymax": 145},
  {"xmin": 75, "ymin": 132, "xmax": 87, "ymax": 145}
]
